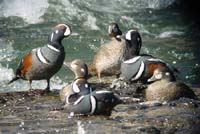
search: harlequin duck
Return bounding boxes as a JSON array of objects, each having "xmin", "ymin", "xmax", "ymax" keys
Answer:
[
  {"xmin": 9, "ymin": 24, "xmax": 71, "ymax": 92},
  {"xmin": 88, "ymin": 23, "xmax": 126, "ymax": 81},
  {"xmin": 120, "ymin": 55, "xmax": 177, "ymax": 83},
  {"xmin": 108, "ymin": 22, "xmax": 122, "ymax": 39},
  {"xmin": 145, "ymin": 67, "xmax": 197, "ymax": 101},
  {"xmin": 60, "ymin": 59, "xmax": 92, "ymax": 103},
  {"xmin": 60, "ymin": 59, "xmax": 120, "ymax": 116},
  {"xmin": 123, "ymin": 29, "xmax": 142, "ymax": 60}
]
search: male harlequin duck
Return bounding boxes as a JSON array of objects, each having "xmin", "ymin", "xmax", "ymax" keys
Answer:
[
  {"xmin": 120, "ymin": 55, "xmax": 177, "ymax": 83},
  {"xmin": 123, "ymin": 29, "xmax": 142, "ymax": 60},
  {"xmin": 145, "ymin": 67, "xmax": 197, "ymax": 101},
  {"xmin": 9, "ymin": 24, "xmax": 71, "ymax": 92},
  {"xmin": 60, "ymin": 59, "xmax": 120, "ymax": 116}
]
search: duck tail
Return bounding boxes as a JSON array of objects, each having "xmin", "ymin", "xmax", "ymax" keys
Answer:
[
  {"xmin": 8, "ymin": 76, "xmax": 20, "ymax": 84},
  {"xmin": 87, "ymin": 63, "xmax": 97, "ymax": 78}
]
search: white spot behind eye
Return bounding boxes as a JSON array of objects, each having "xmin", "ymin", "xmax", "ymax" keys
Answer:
[
  {"xmin": 81, "ymin": 68, "xmax": 85, "ymax": 73},
  {"xmin": 137, "ymin": 37, "xmax": 140, "ymax": 41},
  {"xmin": 55, "ymin": 30, "xmax": 59, "ymax": 34},
  {"xmin": 85, "ymin": 84, "xmax": 88, "ymax": 88}
]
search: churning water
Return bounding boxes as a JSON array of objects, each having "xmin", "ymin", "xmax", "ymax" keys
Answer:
[{"xmin": 0, "ymin": 0, "xmax": 199, "ymax": 92}]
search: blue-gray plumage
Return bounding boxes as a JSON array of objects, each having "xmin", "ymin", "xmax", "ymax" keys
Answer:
[
  {"xmin": 9, "ymin": 24, "xmax": 71, "ymax": 92},
  {"xmin": 120, "ymin": 55, "xmax": 176, "ymax": 83},
  {"xmin": 60, "ymin": 59, "xmax": 121, "ymax": 116}
]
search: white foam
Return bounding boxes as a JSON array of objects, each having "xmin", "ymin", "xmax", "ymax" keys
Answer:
[
  {"xmin": 157, "ymin": 31, "xmax": 184, "ymax": 38},
  {"xmin": 131, "ymin": 0, "xmax": 176, "ymax": 10},
  {"xmin": 83, "ymin": 15, "xmax": 100, "ymax": 30},
  {"xmin": 0, "ymin": 39, "xmax": 17, "ymax": 62},
  {"xmin": 0, "ymin": 0, "xmax": 49, "ymax": 24},
  {"xmin": 77, "ymin": 121, "xmax": 86, "ymax": 134},
  {"xmin": 0, "ymin": 64, "xmax": 15, "ymax": 82}
]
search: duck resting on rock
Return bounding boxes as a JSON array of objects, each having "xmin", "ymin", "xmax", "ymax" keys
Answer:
[
  {"xmin": 120, "ymin": 55, "xmax": 178, "ymax": 84},
  {"xmin": 145, "ymin": 67, "xmax": 197, "ymax": 101},
  {"xmin": 60, "ymin": 59, "xmax": 121, "ymax": 116}
]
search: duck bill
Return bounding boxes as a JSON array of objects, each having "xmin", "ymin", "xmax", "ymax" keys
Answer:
[
  {"xmin": 63, "ymin": 62, "xmax": 71, "ymax": 69},
  {"xmin": 147, "ymin": 75, "xmax": 158, "ymax": 83}
]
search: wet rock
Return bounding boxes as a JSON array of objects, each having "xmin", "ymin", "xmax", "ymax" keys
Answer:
[
  {"xmin": 0, "ymin": 87, "xmax": 200, "ymax": 133},
  {"xmin": 110, "ymin": 79, "xmax": 146, "ymax": 101},
  {"xmin": 0, "ymin": 97, "xmax": 7, "ymax": 104}
]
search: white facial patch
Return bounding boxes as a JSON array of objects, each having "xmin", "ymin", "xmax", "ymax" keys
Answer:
[
  {"xmin": 64, "ymin": 25, "xmax": 71, "ymax": 36},
  {"xmin": 72, "ymin": 81, "xmax": 80, "ymax": 93},
  {"xmin": 85, "ymin": 83, "xmax": 88, "ymax": 88},
  {"xmin": 55, "ymin": 30, "xmax": 59, "ymax": 34},
  {"xmin": 125, "ymin": 30, "xmax": 135, "ymax": 41}
]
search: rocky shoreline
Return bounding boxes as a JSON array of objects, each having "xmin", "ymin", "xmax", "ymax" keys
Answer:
[{"xmin": 0, "ymin": 82, "xmax": 200, "ymax": 134}]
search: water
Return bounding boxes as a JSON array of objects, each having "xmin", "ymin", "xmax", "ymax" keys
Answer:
[{"xmin": 0, "ymin": 0, "xmax": 199, "ymax": 92}]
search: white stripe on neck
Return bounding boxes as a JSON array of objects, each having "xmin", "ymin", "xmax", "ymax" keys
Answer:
[
  {"xmin": 47, "ymin": 44, "xmax": 60, "ymax": 52},
  {"xmin": 36, "ymin": 48, "xmax": 50, "ymax": 64}
]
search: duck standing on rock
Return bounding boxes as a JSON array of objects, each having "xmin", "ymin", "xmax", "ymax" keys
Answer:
[
  {"xmin": 88, "ymin": 23, "xmax": 142, "ymax": 81},
  {"xmin": 9, "ymin": 24, "xmax": 71, "ymax": 92},
  {"xmin": 60, "ymin": 59, "xmax": 121, "ymax": 116},
  {"xmin": 88, "ymin": 22, "xmax": 125, "ymax": 81},
  {"xmin": 145, "ymin": 67, "xmax": 197, "ymax": 101}
]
